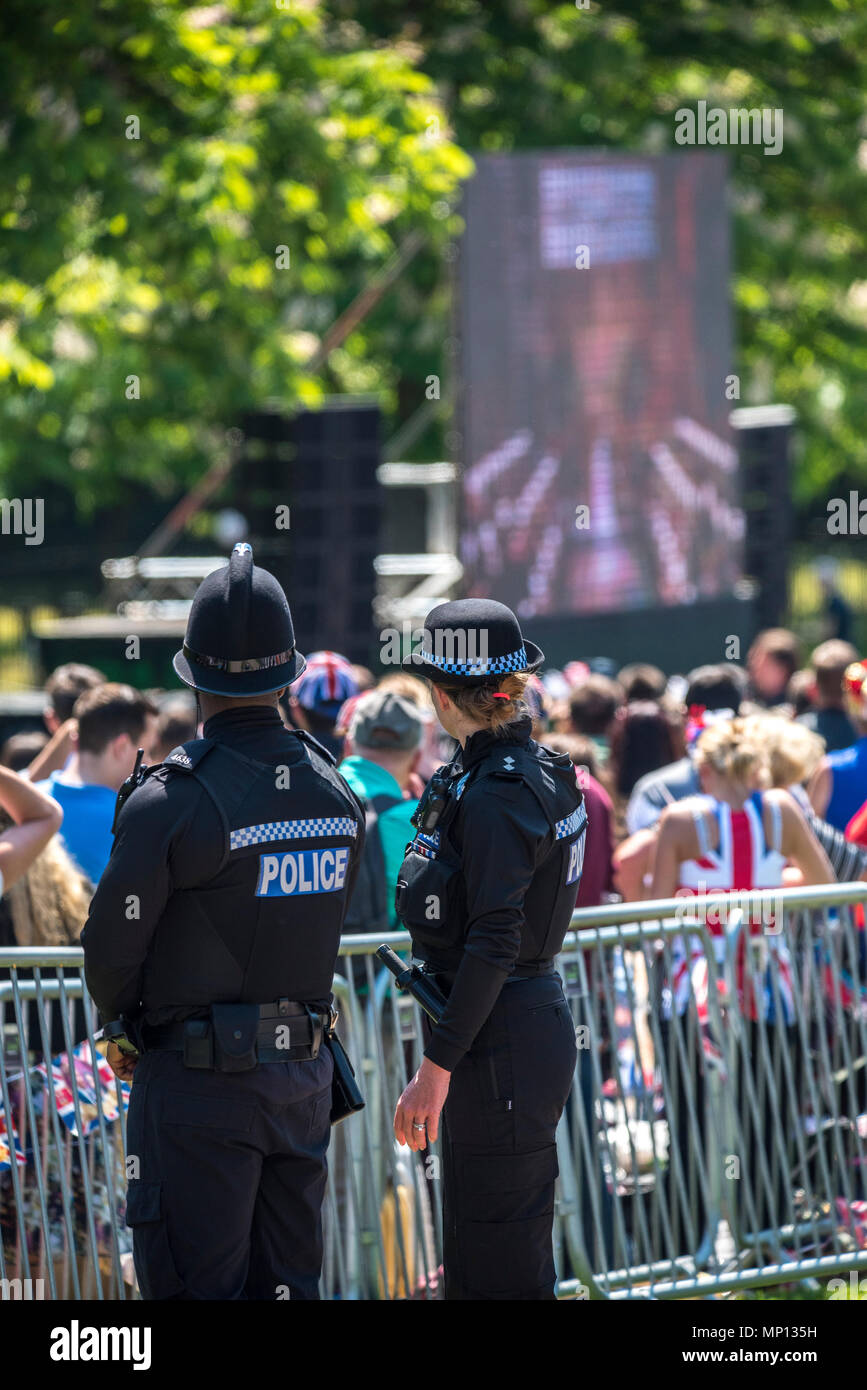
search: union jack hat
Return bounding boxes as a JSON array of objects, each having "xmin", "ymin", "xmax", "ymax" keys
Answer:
[{"xmin": 292, "ymin": 650, "xmax": 359, "ymax": 715}]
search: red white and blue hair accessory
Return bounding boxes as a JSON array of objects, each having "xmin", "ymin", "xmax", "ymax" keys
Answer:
[{"xmin": 685, "ymin": 704, "xmax": 736, "ymax": 746}]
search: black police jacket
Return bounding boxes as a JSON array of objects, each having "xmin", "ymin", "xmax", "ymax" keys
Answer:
[
  {"xmin": 395, "ymin": 714, "xmax": 587, "ymax": 1072},
  {"xmin": 82, "ymin": 706, "xmax": 365, "ymax": 1026}
]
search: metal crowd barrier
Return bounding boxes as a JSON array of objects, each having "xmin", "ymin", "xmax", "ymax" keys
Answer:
[
  {"xmin": 2, "ymin": 881, "xmax": 867, "ymax": 1300},
  {"xmin": 558, "ymin": 882, "xmax": 867, "ymax": 1299}
]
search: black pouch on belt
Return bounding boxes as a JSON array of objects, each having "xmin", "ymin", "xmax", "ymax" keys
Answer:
[
  {"xmin": 210, "ymin": 1003, "xmax": 259, "ymax": 1073},
  {"xmin": 326, "ymin": 1020, "xmax": 365, "ymax": 1125},
  {"xmin": 182, "ymin": 1018, "xmax": 214, "ymax": 1070}
]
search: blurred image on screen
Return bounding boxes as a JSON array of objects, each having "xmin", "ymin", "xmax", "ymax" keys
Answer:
[{"xmin": 458, "ymin": 152, "xmax": 744, "ymax": 618}]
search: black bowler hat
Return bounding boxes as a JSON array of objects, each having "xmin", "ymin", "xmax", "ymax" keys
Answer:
[
  {"xmin": 404, "ymin": 598, "xmax": 544, "ymax": 686},
  {"xmin": 173, "ymin": 544, "xmax": 307, "ymax": 697}
]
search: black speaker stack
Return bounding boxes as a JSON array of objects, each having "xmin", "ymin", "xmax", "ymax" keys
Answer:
[
  {"xmin": 237, "ymin": 402, "xmax": 382, "ymax": 666},
  {"xmin": 731, "ymin": 405, "xmax": 795, "ymax": 631}
]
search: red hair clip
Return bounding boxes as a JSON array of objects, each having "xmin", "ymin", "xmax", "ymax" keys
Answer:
[
  {"xmin": 685, "ymin": 704, "xmax": 707, "ymax": 746},
  {"xmin": 491, "ymin": 692, "xmax": 510, "ymax": 700}
]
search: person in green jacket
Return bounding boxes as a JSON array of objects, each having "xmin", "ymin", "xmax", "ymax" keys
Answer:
[{"xmin": 340, "ymin": 689, "xmax": 428, "ymax": 930}]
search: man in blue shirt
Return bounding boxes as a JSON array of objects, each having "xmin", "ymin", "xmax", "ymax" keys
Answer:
[
  {"xmin": 808, "ymin": 658, "xmax": 867, "ymax": 832},
  {"xmin": 38, "ymin": 683, "xmax": 158, "ymax": 886}
]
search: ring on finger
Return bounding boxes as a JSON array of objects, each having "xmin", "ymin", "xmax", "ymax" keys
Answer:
[{"xmin": 412, "ymin": 1121, "xmax": 426, "ymax": 1131}]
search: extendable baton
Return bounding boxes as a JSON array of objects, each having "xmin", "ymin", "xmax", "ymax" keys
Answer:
[{"xmin": 376, "ymin": 944, "xmax": 448, "ymax": 1023}]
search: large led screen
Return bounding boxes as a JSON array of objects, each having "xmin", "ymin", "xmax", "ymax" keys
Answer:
[{"xmin": 458, "ymin": 152, "xmax": 743, "ymax": 617}]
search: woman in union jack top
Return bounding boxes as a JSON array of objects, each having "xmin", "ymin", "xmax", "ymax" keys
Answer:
[
  {"xmin": 650, "ymin": 717, "xmax": 833, "ymax": 1238},
  {"xmin": 652, "ymin": 717, "xmax": 833, "ymax": 1018}
]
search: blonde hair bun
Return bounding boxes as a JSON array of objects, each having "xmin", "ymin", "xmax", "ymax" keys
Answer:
[{"xmin": 694, "ymin": 716, "xmax": 771, "ymax": 789}]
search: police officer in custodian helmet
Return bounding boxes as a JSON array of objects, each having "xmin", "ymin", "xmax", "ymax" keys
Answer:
[
  {"xmin": 393, "ymin": 599, "xmax": 587, "ymax": 1300},
  {"xmin": 82, "ymin": 544, "xmax": 365, "ymax": 1300}
]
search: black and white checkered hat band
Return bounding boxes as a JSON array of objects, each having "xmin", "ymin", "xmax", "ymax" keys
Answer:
[{"xmin": 418, "ymin": 643, "xmax": 528, "ymax": 677}]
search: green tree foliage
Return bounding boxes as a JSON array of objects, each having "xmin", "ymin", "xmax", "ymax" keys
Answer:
[
  {"xmin": 327, "ymin": 0, "xmax": 867, "ymax": 507},
  {"xmin": 0, "ymin": 0, "xmax": 470, "ymax": 510},
  {"xmin": 3, "ymin": 1, "xmax": 865, "ymax": 517}
]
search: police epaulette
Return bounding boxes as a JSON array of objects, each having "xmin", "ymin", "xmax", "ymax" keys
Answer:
[
  {"xmin": 110, "ymin": 739, "xmax": 216, "ymax": 834},
  {"xmin": 161, "ymin": 737, "xmax": 216, "ymax": 772},
  {"xmin": 293, "ymin": 727, "xmax": 338, "ymax": 766},
  {"xmin": 487, "ymin": 747, "xmax": 532, "ymax": 779}
]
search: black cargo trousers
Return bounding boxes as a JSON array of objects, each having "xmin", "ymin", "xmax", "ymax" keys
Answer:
[
  {"xmin": 433, "ymin": 974, "xmax": 577, "ymax": 1300},
  {"xmin": 125, "ymin": 1045, "xmax": 333, "ymax": 1300}
]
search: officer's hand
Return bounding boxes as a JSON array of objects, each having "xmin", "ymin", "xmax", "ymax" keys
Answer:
[
  {"xmin": 106, "ymin": 1040, "xmax": 138, "ymax": 1082},
  {"xmin": 394, "ymin": 1058, "xmax": 450, "ymax": 1150}
]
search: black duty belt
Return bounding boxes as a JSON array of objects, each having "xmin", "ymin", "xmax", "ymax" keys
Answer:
[
  {"xmin": 140, "ymin": 1000, "xmax": 330, "ymax": 1066},
  {"xmin": 506, "ymin": 961, "xmax": 558, "ymax": 982},
  {"xmin": 413, "ymin": 959, "xmax": 557, "ymax": 985}
]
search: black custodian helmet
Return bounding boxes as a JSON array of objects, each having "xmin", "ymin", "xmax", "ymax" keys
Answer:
[{"xmin": 173, "ymin": 544, "xmax": 307, "ymax": 697}]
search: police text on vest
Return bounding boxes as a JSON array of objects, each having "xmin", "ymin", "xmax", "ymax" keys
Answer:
[
  {"xmin": 256, "ymin": 848, "xmax": 350, "ymax": 896},
  {"xmin": 566, "ymin": 837, "xmax": 585, "ymax": 885}
]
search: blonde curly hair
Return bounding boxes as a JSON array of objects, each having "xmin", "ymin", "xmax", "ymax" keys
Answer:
[
  {"xmin": 0, "ymin": 810, "xmax": 92, "ymax": 947},
  {"xmin": 741, "ymin": 713, "xmax": 824, "ymax": 788},
  {"xmin": 694, "ymin": 716, "xmax": 771, "ymax": 789}
]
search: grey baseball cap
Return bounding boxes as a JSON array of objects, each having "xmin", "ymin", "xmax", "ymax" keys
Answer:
[{"xmin": 349, "ymin": 690, "xmax": 426, "ymax": 751}]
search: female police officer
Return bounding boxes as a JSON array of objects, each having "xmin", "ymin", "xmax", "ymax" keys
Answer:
[{"xmin": 393, "ymin": 599, "xmax": 587, "ymax": 1300}]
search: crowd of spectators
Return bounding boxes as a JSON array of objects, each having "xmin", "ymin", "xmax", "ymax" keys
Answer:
[{"xmin": 3, "ymin": 628, "xmax": 867, "ymax": 946}]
